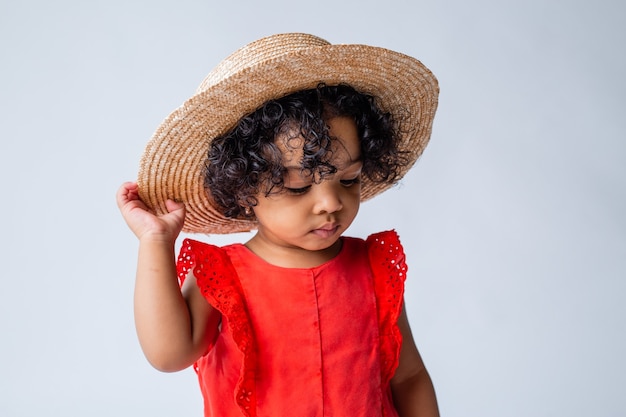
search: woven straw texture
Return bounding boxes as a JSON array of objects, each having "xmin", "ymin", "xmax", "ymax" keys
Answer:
[{"xmin": 137, "ymin": 33, "xmax": 439, "ymax": 234}]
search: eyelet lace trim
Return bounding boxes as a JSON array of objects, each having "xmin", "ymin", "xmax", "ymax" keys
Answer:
[
  {"xmin": 177, "ymin": 239, "xmax": 257, "ymax": 417},
  {"xmin": 366, "ymin": 230, "xmax": 406, "ymax": 397}
]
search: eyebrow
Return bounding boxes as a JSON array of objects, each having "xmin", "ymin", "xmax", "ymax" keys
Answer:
[{"xmin": 283, "ymin": 159, "xmax": 363, "ymax": 172}]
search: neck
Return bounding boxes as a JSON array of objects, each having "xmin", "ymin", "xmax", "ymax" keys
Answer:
[{"xmin": 244, "ymin": 236, "xmax": 343, "ymax": 268}]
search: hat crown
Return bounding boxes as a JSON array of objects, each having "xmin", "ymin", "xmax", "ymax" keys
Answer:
[{"xmin": 197, "ymin": 33, "xmax": 331, "ymax": 93}]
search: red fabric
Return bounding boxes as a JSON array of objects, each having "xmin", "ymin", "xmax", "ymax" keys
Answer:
[{"xmin": 176, "ymin": 230, "xmax": 406, "ymax": 417}]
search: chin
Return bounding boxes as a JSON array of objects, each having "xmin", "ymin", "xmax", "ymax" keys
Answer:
[{"xmin": 310, "ymin": 237, "xmax": 342, "ymax": 253}]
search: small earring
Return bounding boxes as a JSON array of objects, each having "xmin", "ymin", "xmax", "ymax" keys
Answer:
[{"xmin": 244, "ymin": 206, "xmax": 252, "ymax": 216}]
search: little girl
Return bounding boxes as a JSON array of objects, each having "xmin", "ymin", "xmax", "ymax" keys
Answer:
[{"xmin": 117, "ymin": 33, "xmax": 440, "ymax": 417}]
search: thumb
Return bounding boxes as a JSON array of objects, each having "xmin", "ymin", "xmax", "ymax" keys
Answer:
[
  {"xmin": 165, "ymin": 199, "xmax": 185, "ymax": 213},
  {"xmin": 162, "ymin": 199, "xmax": 187, "ymax": 235}
]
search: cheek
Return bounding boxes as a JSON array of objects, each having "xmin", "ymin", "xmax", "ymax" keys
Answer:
[
  {"xmin": 348, "ymin": 196, "xmax": 361, "ymax": 212},
  {"xmin": 342, "ymin": 189, "xmax": 361, "ymax": 214},
  {"xmin": 346, "ymin": 184, "xmax": 362, "ymax": 203},
  {"xmin": 253, "ymin": 196, "xmax": 299, "ymax": 223}
]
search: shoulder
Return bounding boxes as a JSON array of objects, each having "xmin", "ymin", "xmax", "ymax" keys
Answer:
[
  {"xmin": 176, "ymin": 239, "xmax": 241, "ymax": 286},
  {"xmin": 342, "ymin": 230, "xmax": 402, "ymax": 249},
  {"xmin": 363, "ymin": 230, "xmax": 408, "ymax": 281},
  {"xmin": 365, "ymin": 229, "xmax": 402, "ymax": 246},
  {"xmin": 365, "ymin": 230, "xmax": 405, "ymax": 261},
  {"xmin": 178, "ymin": 238, "xmax": 221, "ymax": 256},
  {"xmin": 340, "ymin": 230, "xmax": 406, "ymax": 271},
  {"xmin": 177, "ymin": 239, "xmax": 245, "ymax": 264},
  {"xmin": 178, "ymin": 238, "xmax": 233, "ymax": 255}
]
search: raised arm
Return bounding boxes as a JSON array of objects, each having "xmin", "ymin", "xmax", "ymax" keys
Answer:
[
  {"xmin": 117, "ymin": 182, "xmax": 219, "ymax": 372},
  {"xmin": 390, "ymin": 302, "xmax": 440, "ymax": 417}
]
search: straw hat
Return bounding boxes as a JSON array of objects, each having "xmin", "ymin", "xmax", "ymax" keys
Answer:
[{"xmin": 137, "ymin": 33, "xmax": 439, "ymax": 234}]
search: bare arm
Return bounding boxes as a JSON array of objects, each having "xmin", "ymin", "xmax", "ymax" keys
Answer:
[
  {"xmin": 390, "ymin": 303, "xmax": 440, "ymax": 417},
  {"xmin": 117, "ymin": 182, "xmax": 219, "ymax": 372}
]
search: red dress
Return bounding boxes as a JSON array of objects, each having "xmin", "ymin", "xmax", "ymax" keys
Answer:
[{"xmin": 176, "ymin": 230, "xmax": 407, "ymax": 417}]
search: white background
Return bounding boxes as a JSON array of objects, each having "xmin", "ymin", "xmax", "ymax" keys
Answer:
[{"xmin": 1, "ymin": 0, "xmax": 624, "ymax": 416}]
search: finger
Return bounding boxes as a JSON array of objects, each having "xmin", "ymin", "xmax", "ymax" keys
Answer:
[
  {"xmin": 164, "ymin": 199, "xmax": 185, "ymax": 213},
  {"xmin": 116, "ymin": 182, "xmax": 139, "ymax": 209}
]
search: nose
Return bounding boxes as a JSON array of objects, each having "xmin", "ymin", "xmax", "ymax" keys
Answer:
[{"xmin": 312, "ymin": 183, "xmax": 343, "ymax": 214}]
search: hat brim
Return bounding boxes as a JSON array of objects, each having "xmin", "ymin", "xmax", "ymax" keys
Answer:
[{"xmin": 138, "ymin": 42, "xmax": 438, "ymax": 234}]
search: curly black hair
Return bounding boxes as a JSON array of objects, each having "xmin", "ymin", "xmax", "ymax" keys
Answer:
[{"xmin": 204, "ymin": 83, "xmax": 409, "ymax": 219}]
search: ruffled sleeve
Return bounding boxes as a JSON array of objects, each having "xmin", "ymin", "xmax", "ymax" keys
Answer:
[
  {"xmin": 176, "ymin": 239, "xmax": 257, "ymax": 417},
  {"xmin": 366, "ymin": 230, "xmax": 407, "ymax": 389}
]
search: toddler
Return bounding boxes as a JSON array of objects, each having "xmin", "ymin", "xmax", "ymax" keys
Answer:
[{"xmin": 117, "ymin": 33, "xmax": 439, "ymax": 417}]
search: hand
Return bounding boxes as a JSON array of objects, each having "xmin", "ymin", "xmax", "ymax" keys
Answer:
[{"xmin": 116, "ymin": 181, "xmax": 186, "ymax": 243}]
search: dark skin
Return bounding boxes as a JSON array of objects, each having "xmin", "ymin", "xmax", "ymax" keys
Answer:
[
  {"xmin": 391, "ymin": 304, "xmax": 440, "ymax": 416},
  {"xmin": 117, "ymin": 180, "xmax": 439, "ymax": 416},
  {"xmin": 116, "ymin": 117, "xmax": 439, "ymax": 416}
]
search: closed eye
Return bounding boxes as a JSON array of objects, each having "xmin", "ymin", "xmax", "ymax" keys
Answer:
[
  {"xmin": 285, "ymin": 185, "xmax": 312, "ymax": 195},
  {"xmin": 340, "ymin": 177, "xmax": 360, "ymax": 187}
]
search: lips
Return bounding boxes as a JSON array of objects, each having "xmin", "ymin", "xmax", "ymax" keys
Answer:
[{"xmin": 311, "ymin": 224, "xmax": 339, "ymax": 238}]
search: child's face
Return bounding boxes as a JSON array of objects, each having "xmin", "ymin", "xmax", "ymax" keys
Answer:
[{"xmin": 247, "ymin": 116, "xmax": 362, "ymax": 267}]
